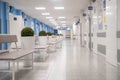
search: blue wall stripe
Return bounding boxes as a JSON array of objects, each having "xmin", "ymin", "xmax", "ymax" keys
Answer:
[
  {"xmin": 0, "ymin": 2, "xmax": 9, "ymax": 49},
  {"xmin": 0, "ymin": 1, "xmax": 54, "ymax": 42},
  {"xmin": 16, "ymin": 9, "xmax": 22, "ymax": 15},
  {"xmin": 9, "ymin": 6, "xmax": 22, "ymax": 16}
]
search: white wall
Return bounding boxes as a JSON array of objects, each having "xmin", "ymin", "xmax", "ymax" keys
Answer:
[
  {"xmin": 66, "ymin": 30, "xmax": 71, "ymax": 38},
  {"xmin": 106, "ymin": 0, "xmax": 117, "ymax": 66},
  {"xmin": 93, "ymin": 0, "xmax": 107, "ymax": 55},
  {"xmin": 61, "ymin": 30, "xmax": 66, "ymax": 38},
  {"xmin": 117, "ymin": 0, "xmax": 120, "ymax": 64},
  {"xmin": 81, "ymin": 14, "xmax": 90, "ymax": 48},
  {"xmin": 92, "ymin": 15, "xmax": 98, "ymax": 53},
  {"xmin": 81, "ymin": 0, "xmax": 118, "ymax": 66},
  {"xmin": 9, "ymin": 13, "xmax": 24, "ymax": 47},
  {"xmin": 72, "ymin": 23, "xmax": 81, "ymax": 40}
]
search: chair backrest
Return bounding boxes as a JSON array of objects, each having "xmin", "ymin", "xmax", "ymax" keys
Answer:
[
  {"xmin": 0, "ymin": 34, "xmax": 18, "ymax": 43},
  {"xmin": 0, "ymin": 34, "xmax": 18, "ymax": 50}
]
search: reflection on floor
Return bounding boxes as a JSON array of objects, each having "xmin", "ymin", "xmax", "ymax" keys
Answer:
[{"xmin": 0, "ymin": 39, "xmax": 120, "ymax": 80}]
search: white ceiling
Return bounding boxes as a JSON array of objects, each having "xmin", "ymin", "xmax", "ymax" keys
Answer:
[{"xmin": 2, "ymin": 0, "xmax": 90, "ymax": 28}]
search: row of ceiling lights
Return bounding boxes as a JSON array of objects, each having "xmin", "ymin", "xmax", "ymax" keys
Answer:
[{"xmin": 35, "ymin": 7, "xmax": 66, "ymax": 27}]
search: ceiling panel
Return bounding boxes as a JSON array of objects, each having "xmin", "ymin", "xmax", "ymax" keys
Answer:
[{"xmin": 2, "ymin": 0, "xmax": 90, "ymax": 28}]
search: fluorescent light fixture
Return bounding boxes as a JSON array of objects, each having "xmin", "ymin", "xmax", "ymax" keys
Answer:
[
  {"xmin": 46, "ymin": 17, "xmax": 53, "ymax": 19},
  {"xmin": 35, "ymin": 7, "xmax": 46, "ymax": 10},
  {"xmin": 41, "ymin": 13, "xmax": 50, "ymax": 15},
  {"xmin": 56, "ymin": 26, "xmax": 60, "ymax": 28},
  {"xmin": 61, "ymin": 21, "xmax": 66, "ymax": 23},
  {"xmin": 51, "ymin": 22, "xmax": 58, "ymax": 25},
  {"xmin": 58, "ymin": 17, "xmax": 65, "ymax": 19},
  {"xmin": 49, "ymin": 19, "xmax": 55, "ymax": 21},
  {"xmin": 54, "ymin": 7, "xmax": 64, "ymax": 9}
]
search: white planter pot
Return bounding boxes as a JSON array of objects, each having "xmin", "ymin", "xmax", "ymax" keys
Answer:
[
  {"xmin": 21, "ymin": 37, "xmax": 35, "ymax": 50},
  {"xmin": 38, "ymin": 36, "xmax": 48, "ymax": 61},
  {"xmin": 56, "ymin": 36, "xmax": 62, "ymax": 48},
  {"xmin": 38, "ymin": 36, "xmax": 48, "ymax": 46},
  {"xmin": 48, "ymin": 36, "xmax": 55, "ymax": 43},
  {"xmin": 21, "ymin": 37, "xmax": 35, "ymax": 67},
  {"xmin": 48, "ymin": 36, "xmax": 51, "ymax": 43},
  {"xmin": 48, "ymin": 36, "xmax": 57, "ymax": 52}
]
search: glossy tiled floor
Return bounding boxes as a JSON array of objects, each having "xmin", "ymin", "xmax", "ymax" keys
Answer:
[{"xmin": 1, "ymin": 39, "xmax": 120, "ymax": 80}]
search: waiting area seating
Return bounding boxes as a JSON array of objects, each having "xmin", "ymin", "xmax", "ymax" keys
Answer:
[
  {"xmin": 0, "ymin": 34, "xmax": 64, "ymax": 80},
  {"xmin": 0, "ymin": 35, "xmax": 34, "ymax": 80}
]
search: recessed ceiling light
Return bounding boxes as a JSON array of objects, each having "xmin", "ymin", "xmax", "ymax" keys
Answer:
[
  {"xmin": 46, "ymin": 17, "xmax": 53, "ymax": 19},
  {"xmin": 56, "ymin": 26, "xmax": 60, "ymax": 29},
  {"xmin": 61, "ymin": 21, "xmax": 66, "ymax": 23},
  {"xmin": 52, "ymin": 23, "xmax": 58, "ymax": 26},
  {"xmin": 54, "ymin": 7, "xmax": 64, "ymax": 10},
  {"xmin": 51, "ymin": 21, "xmax": 58, "ymax": 25},
  {"xmin": 49, "ymin": 19, "xmax": 55, "ymax": 21},
  {"xmin": 35, "ymin": 7, "xmax": 46, "ymax": 10},
  {"xmin": 58, "ymin": 17, "xmax": 66, "ymax": 19},
  {"xmin": 62, "ymin": 24, "xmax": 66, "ymax": 26},
  {"xmin": 41, "ymin": 13, "xmax": 50, "ymax": 15}
]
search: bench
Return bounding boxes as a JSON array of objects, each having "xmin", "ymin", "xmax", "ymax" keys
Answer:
[
  {"xmin": 0, "ymin": 34, "xmax": 34, "ymax": 80},
  {"xmin": 11, "ymin": 35, "xmax": 49, "ymax": 61}
]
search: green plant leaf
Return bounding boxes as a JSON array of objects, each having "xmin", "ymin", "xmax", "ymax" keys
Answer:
[{"xmin": 21, "ymin": 27, "xmax": 34, "ymax": 37}]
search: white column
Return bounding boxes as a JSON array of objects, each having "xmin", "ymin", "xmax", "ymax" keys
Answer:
[{"xmin": 106, "ymin": 0, "xmax": 117, "ymax": 66}]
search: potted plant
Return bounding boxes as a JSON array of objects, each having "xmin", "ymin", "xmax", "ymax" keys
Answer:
[
  {"xmin": 38, "ymin": 31, "xmax": 48, "ymax": 61},
  {"xmin": 38, "ymin": 31, "xmax": 47, "ymax": 46},
  {"xmin": 46, "ymin": 32, "xmax": 57, "ymax": 52},
  {"xmin": 59, "ymin": 34, "xmax": 64, "ymax": 40},
  {"xmin": 21, "ymin": 27, "xmax": 35, "ymax": 67},
  {"xmin": 47, "ymin": 32, "xmax": 53, "ymax": 36}
]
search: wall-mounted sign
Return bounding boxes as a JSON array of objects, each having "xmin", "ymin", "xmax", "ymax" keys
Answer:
[
  {"xmin": 88, "ymin": 6, "xmax": 93, "ymax": 10},
  {"xmin": 83, "ymin": 13, "xmax": 87, "ymax": 17},
  {"xmin": 13, "ymin": 17, "xmax": 17, "ymax": 21}
]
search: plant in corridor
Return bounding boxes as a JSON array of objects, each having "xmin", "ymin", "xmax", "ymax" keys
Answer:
[
  {"xmin": 47, "ymin": 32, "xmax": 54, "ymax": 36},
  {"xmin": 21, "ymin": 27, "xmax": 34, "ymax": 36},
  {"xmin": 60, "ymin": 34, "xmax": 63, "ymax": 36},
  {"xmin": 39, "ymin": 31, "xmax": 47, "ymax": 36}
]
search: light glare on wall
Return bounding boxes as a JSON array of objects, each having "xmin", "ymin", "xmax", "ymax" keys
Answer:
[
  {"xmin": 106, "ymin": 12, "xmax": 112, "ymax": 15},
  {"xmin": 106, "ymin": 6, "xmax": 110, "ymax": 9}
]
